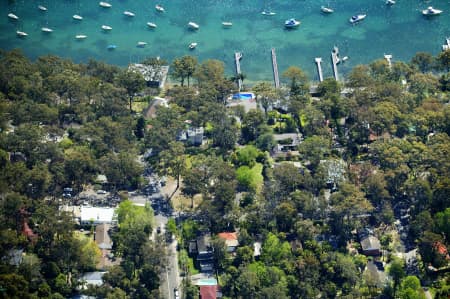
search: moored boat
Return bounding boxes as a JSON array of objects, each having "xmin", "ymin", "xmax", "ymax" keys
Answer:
[
  {"xmin": 75, "ymin": 34, "xmax": 87, "ymax": 39},
  {"xmin": 188, "ymin": 21, "xmax": 199, "ymax": 29},
  {"xmin": 386, "ymin": 0, "xmax": 395, "ymax": 6},
  {"xmin": 422, "ymin": 6, "xmax": 443, "ymax": 16},
  {"xmin": 349, "ymin": 14, "xmax": 366, "ymax": 24},
  {"xmin": 222, "ymin": 22, "xmax": 232, "ymax": 27},
  {"xmin": 107, "ymin": 44, "xmax": 117, "ymax": 50},
  {"xmin": 321, "ymin": 6, "xmax": 334, "ymax": 13},
  {"xmin": 38, "ymin": 5, "xmax": 47, "ymax": 11},
  {"xmin": 41, "ymin": 27, "xmax": 53, "ymax": 33},
  {"xmin": 261, "ymin": 10, "xmax": 276, "ymax": 16},
  {"xmin": 137, "ymin": 41, "xmax": 147, "ymax": 47},
  {"xmin": 147, "ymin": 22, "xmax": 157, "ymax": 28},
  {"xmin": 8, "ymin": 13, "xmax": 19, "ymax": 20},
  {"xmin": 155, "ymin": 5, "xmax": 165, "ymax": 12},
  {"xmin": 16, "ymin": 31, "xmax": 28, "ymax": 37},
  {"xmin": 99, "ymin": 2, "xmax": 112, "ymax": 8},
  {"xmin": 73, "ymin": 14, "xmax": 83, "ymax": 20},
  {"xmin": 124, "ymin": 11, "xmax": 135, "ymax": 17},
  {"xmin": 101, "ymin": 25, "xmax": 112, "ymax": 30},
  {"xmin": 189, "ymin": 42, "xmax": 197, "ymax": 49},
  {"xmin": 284, "ymin": 18, "xmax": 300, "ymax": 28}
]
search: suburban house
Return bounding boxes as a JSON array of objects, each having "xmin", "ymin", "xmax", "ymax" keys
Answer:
[
  {"xmin": 80, "ymin": 206, "xmax": 116, "ymax": 226},
  {"xmin": 200, "ymin": 285, "xmax": 220, "ymax": 299},
  {"xmin": 177, "ymin": 127, "xmax": 204, "ymax": 146},
  {"xmin": 128, "ymin": 63, "xmax": 169, "ymax": 88},
  {"xmin": 360, "ymin": 236, "xmax": 381, "ymax": 256},
  {"xmin": 217, "ymin": 232, "xmax": 239, "ymax": 253},
  {"xmin": 95, "ymin": 223, "xmax": 114, "ymax": 269},
  {"xmin": 189, "ymin": 233, "xmax": 214, "ymax": 273},
  {"xmin": 78, "ymin": 272, "xmax": 106, "ymax": 290},
  {"xmin": 271, "ymin": 133, "xmax": 302, "ymax": 158}
]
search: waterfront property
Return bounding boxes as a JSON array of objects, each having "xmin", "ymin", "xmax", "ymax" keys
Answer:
[{"xmin": 128, "ymin": 63, "xmax": 169, "ymax": 88}]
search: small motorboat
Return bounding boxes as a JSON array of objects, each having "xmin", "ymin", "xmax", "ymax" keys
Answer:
[
  {"xmin": 321, "ymin": 6, "xmax": 334, "ymax": 13},
  {"xmin": 107, "ymin": 44, "xmax": 117, "ymax": 50},
  {"xmin": 155, "ymin": 5, "xmax": 165, "ymax": 12},
  {"xmin": 147, "ymin": 22, "xmax": 157, "ymax": 28},
  {"xmin": 8, "ymin": 13, "xmax": 19, "ymax": 20},
  {"xmin": 75, "ymin": 34, "xmax": 87, "ymax": 39},
  {"xmin": 349, "ymin": 14, "xmax": 366, "ymax": 24},
  {"xmin": 38, "ymin": 5, "xmax": 47, "ymax": 11},
  {"xmin": 123, "ymin": 11, "xmax": 135, "ymax": 17},
  {"xmin": 189, "ymin": 42, "xmax": 197, "ymax": 49},
  {"xmin": 73, "ymin": 14, "xmax": 83, "ymax": 20},
  {"xmin": 101, "ymin": 25, "xmax": 112, "ymax": 30},
  {"xmin": 188, "ymin": 21, "xmax": 200, "ymax": 29},
  {"xmin": 41, "ymin": 27, "xmax": 53, "ymax": 33},
  {"xmin": 137, "ymin": 41, "xmax": 147, "ymax": 47},
  {"xmin": 386, "ymin": 0, "xmax": 395, "ymax": 6},
  {"xmin": 99, "ymin": 2, "xmax": 112, "ymax": 8},
  {"xmin": 261, "ymin": 10, "xmax": 276, "ymax": 16},
  {"xmin": 222, "ymin": 22, "xmax": 232, "ymax": 27},
  {"xmin": 422, "ymin": 6, "xmax": 443, "ymax": 16},
  {"xmin": 16, "ymin": 31, "xmax": 28, "ymax": 37},
  {"xmin": 285, "ymin": 18, "xmax": 300, "ymax": 28},
  {"xmin": 342, "ymin": 56, "xmax": 349, "ymax": 62}
]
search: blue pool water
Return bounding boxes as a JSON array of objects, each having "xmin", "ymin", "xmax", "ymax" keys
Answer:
[
  {"xmin": 1, "ymin": 0, "xmax": 449, "ymax": 82},
  {"xmin": 233, "ymin": 92, "xmax": 255, "ymax": 100}
]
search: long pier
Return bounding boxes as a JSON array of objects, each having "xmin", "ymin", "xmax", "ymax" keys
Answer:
[
  {"xmin": 234, "ymin": 52, "xmax": 243, "ymax": 91},
  {"xmin": 271, "ymin": 48, "xmax": 280, "ymax": 88},
  {"xmin": 331, "ymin": 46, "xmax": 340, "ymax": 81},
  {"xmin": 315, "ymin": 57, "xmax": 324, "ymax": 82}
]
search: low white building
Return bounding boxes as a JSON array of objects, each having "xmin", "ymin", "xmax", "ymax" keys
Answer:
[{"xmin": 80, "ymin": 206, "xmax": 116, "ymax": 225}]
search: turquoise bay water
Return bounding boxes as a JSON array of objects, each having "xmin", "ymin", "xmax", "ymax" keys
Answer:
[{"xmin": 1, "ymin": 0, "xmax": 449, "ymax": 82}]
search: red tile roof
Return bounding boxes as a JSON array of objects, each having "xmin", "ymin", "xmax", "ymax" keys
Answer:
[
  {"xmin": 200, "ymin": 285, "xmax": 217, "ymax": 299},
  {"xmin": 217, "ymin": 232, "xmax": 238, "ymax": 241}
]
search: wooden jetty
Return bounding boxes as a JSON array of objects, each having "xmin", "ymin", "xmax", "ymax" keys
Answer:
[
  {"xmin": 271, "ymin": 48, "xmax": 280, "ymax": 88},
  {"xmin": 315, "ymin": 57, "xmax": 324, "ymax": 82},
  {"xmin": 234, "ymin": 52, "xmax": 243, "ymax": 91},
  {"xmin": 384, "ymin": 54, "xmax": 392, "ymax": 69},
  {"xmin": 331, "ymin": 46, "xmax": 339, "ymax": 81},
  {"xmin": 442, "ymin": 37, "xmax": 450, "ymax": 51}
]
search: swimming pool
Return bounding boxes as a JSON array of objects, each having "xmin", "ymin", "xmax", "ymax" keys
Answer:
[{"xmin": 232, "ymin": 92, "xmax": 255, "ymax": 100}]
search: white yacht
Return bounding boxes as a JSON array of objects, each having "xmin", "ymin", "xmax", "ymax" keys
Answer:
[
  {"xmin": 16, "ymin": 31, "xmax": 28, "ymax": 37},
  {"xmin": 147, "ymin": 22, "xmax": 157, "ymax": 28},
  {"xmin": 261, "ymin": 10, "xmax": 276, "ymax": 16},
  {"xmin": 41, "ymin": 27, "xmax": 53, "ymax": 33},
  {"xmin": 222, "ymin": 22, "xmax": 232, "ymax": 27},
  {"xmin": 101, "ymin": 25, "xmax": 112, "ymax": 30},
  {"xmin": 99, "ymin": 2, "xmax": 112, "ymax": 8},
  {"xmin": 189, "ymin": 42, "xmax": 197, "ymax": 49},
  {"xmin": 285, "ymin": 18, "xmax": 300, "ymax": 28},
  {"xmin": 38, "ymin": 5, "xmax": 47, "ymax": 11},
  {"xmin": 8, "ymin": 13, "xmax": 19, "ymax": 20},
  {"xmin": 137, "ymin": 41, "xmax": 147, "ymax": 47},
  {"xmin": 349, "ymin": 14, "xmax": 366, "ymax": 24},
  {"xmin": 422, "ymin": 6, "xmax": 443, "ymax": 16},
  {"xmin": 386, "ymin": 0, "xmax": 395, "ymax": 6},
  {"xmin": 73, "ymin": 14, "xmax": 83, "ymax": 20},
  {"xmin": 321, "ymin": 6, "xmax": 334, "ymax": 13},
  {"xmin": 124, "ymin": 11, "xmax": 135, "ymax": 17},
  {"xmin": 155, "ymin": 5, "xmax": 165, "ymax": 12},
  {"xmin": 188, "ymin": 22, "xmax": 200, "ymax": 29},
  {"xmin": 75, "ymin": 34, "xmax": 87, "ymax": 39}
]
